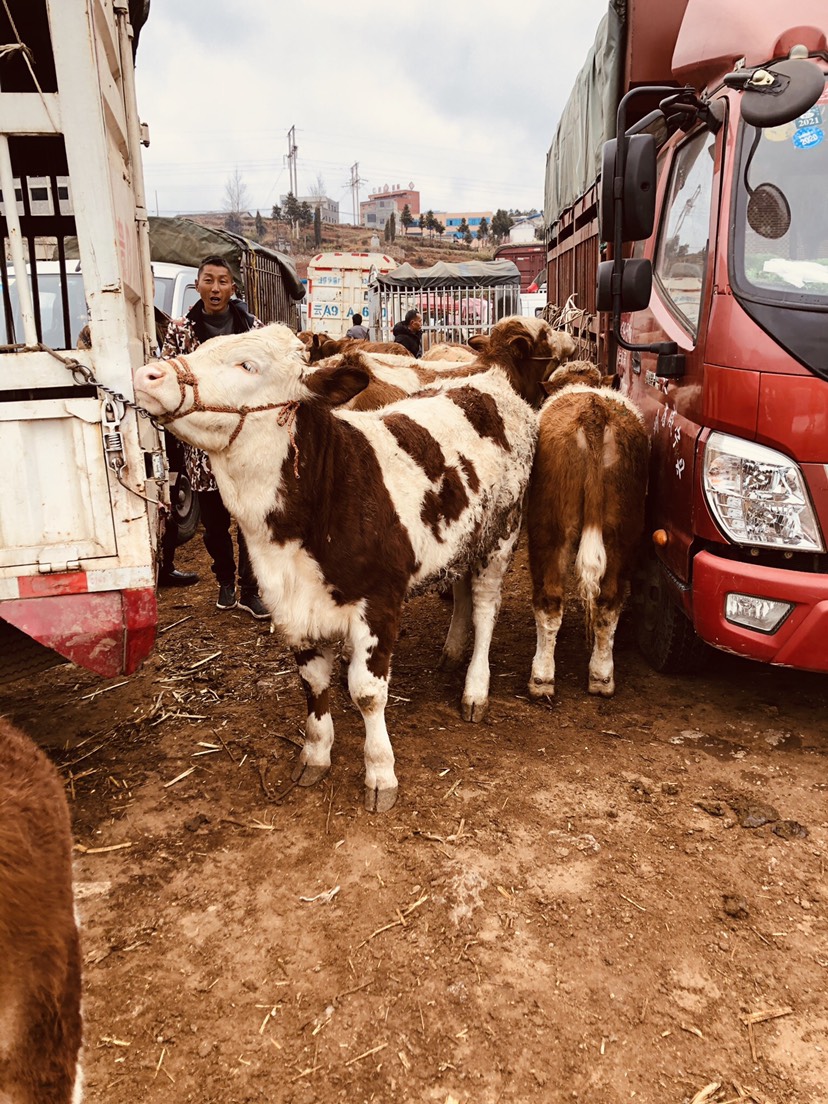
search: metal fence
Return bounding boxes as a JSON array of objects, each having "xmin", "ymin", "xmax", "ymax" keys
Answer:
[{"xmin": 373, "ymin": 281, "xmax": 521, "ymax": 351}]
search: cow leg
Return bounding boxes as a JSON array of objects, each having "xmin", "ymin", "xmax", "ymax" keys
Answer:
[
  {"xmin": 588, "ymin": 577, "xmax": 626, "ymax": 697},
  {"xmin": 439, "ymin": 573, "xmax": 472, "ymax": 671},
  {"xmin": 292, "ymin": 647, "xmax": 336, "ymax": 786},
  {"xmin": 348, "ymin": 621, "xmax": 398, "ymax": 813},
  {"xmin": 462, "ymin": 521, "xmax": 520, "ymax": 722},
  {"xmin": 528, "ymin": 543, "xmax": 569, "ymax": 699}
]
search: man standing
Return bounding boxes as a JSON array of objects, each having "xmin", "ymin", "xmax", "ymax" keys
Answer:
[
  {"xmin": 345, "ymin": 312, "xmax": 370, "ymax": 340},
  {"xmin": 161, "ymin": 256, "xmax": 269, "ymax": 619},
  {"xmin": 392, "ymin": 308, "xmax": 423, "ymax": 356}
]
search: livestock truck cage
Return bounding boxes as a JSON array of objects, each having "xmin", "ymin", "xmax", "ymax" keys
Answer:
[
  {"xmin": 147, "ymin": 217, "xmax": 306, "ymax": 329},
  {"xmin": 370, "ymin": 260, "xmax": 522, "ymax": 351}
]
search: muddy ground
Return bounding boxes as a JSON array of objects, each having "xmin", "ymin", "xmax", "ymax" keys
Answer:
[{"xmin": 3, "ymin": 535, "xmax": 828, "ymax": 1104}]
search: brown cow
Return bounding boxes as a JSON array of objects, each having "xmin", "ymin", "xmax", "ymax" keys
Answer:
[
  {"xmin": 420, "ymin": 342, "xmax": 476, "ymax": 362},
  {"xmin": 468, "ymin": 315, "xmax": 575, "ymax": 407},
  {"xmin": 527, "ymin": 361, "xmax": 649, "ymax": 698},
  {"xmin": 0, "ymin": 718, "xmax": 83, "ymax": 1103},
  {"xmin": 306, "ymin": 334, "xmax": 413, "ymax": 363}
]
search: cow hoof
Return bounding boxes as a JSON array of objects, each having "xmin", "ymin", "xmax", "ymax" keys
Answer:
[
  {"xmin": 291, "ymin": 762, "xmax": 330, "ymax": 787},
  {"xmin": 528, "ymin": 679, "xmax": 555, "ymax": 700},
  {"xmin": 438, "ymin": 651, "xmax": 463, "ymax": 672},
  {"xmin": 588, "ymin": 679, "xmax": 615, "ymax": 698},
  {"xmin": 461, "ymin": 698, "xmax": 488, "ymax": 723},
  {"xmin": 364, "ymin": 784, "xmax": 398, "ymax": 813}
]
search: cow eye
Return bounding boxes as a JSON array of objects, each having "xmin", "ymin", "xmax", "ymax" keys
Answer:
[{"xmin": 240, "ymin": 361, "xmax": 256, "ymax": 373}]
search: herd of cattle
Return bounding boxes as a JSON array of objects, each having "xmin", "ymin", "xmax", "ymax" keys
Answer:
[
  {"xmin": 136, "ymin": 314, "xmax": 650, "ymax": 811},
  {"xmin": 1, "ymin": 314, "xmax": 651, "ymax": 1103}
]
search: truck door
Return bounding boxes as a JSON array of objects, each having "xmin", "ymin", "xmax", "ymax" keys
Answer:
[{"xmin": 622, "ymin": 124, "xmax": 722, "ymax": 585}]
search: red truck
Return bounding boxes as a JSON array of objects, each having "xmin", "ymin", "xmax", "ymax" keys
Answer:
[{"xmin": 544, "ymin": 0, "xmax": 828, "ymax": 673}]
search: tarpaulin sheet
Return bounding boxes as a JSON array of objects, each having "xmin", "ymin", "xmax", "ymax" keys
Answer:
[
  {"xmin": 543, "ymin": 2, "xmax": 623, "ymax": 230},
  {"xmin": 147, "ymin": 218, "xmax": 305, "ymax": 301},
  {"xmin": 376, "ymin": 260, "xmax": 521, "ymax": 289}
]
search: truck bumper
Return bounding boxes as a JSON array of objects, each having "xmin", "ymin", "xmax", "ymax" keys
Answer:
[
  {"xmin": 0, "ymin": 587, "xmax": 157, "ymax": 677},
  {"xmin": 692, "ymin": 551, "xmax": 828, "ymax": 672}
]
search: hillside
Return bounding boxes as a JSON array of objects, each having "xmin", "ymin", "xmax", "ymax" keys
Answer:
[{"xmin": 192, "ymin": 213, "xmax": 495, "ymax": 281}]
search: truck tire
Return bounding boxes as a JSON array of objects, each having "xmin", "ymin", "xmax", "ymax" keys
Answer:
[
  {"xmin": 172, "ymin": 470, "xmax": 200, "ymax": 546},
  {"xmin": 0, "ymin": 620, "xmax": 67, "ymax": 685},
  {"xmin": 634, "ymin": 551, "xmax": 708, "ymax": 674}
]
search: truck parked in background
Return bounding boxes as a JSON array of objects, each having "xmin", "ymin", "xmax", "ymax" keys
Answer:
[
  {"xmin": 492, "ymin": 242, "xmax": 546, "ymax": 291},
  {"xmin": 544, "ymin": 0, "xmax": 828, "ymax": 674},
  {"xmin": 0, "ymin": 0, "xmax": 164, "ymax": 683},
  {"xmin": 306, "ymin": 252, "xmax": 396, "ymax": 336}
]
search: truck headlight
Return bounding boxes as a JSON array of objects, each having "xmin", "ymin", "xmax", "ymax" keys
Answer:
[{"xmin": 703, "ymin": 432, "xmax": 824, "ymax": 552}]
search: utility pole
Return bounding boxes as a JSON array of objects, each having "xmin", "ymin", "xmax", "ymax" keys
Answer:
[
  {"xmin": 286, "ymin": 125, "xmax": 298, "ymax": 198},
  {"xmin": 349, "ymin": 162, "xmax": 363, "ymax": 226}
]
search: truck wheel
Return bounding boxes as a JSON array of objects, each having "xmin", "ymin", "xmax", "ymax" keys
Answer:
[
  {"xmin": 172, "ymin": 470, "xmax": 200, "ymax": 546},
  {"xmin": 634, "ymin": 553, "xmax": 708, "ymax": 674}
]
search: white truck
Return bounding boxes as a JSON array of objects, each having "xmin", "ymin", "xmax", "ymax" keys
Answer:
[
  {"xmin": 0, "ymin": 0, "xmax": 166, "ymax": 682},
  {"xmin": 305, "ymin": 251, "xmax": 396, "ymax": 336}
]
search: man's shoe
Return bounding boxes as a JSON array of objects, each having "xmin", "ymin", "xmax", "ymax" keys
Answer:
[
  {"xmin": 216, "ymin": 583, "xmax": 237, "ymax": 610},
  {"xmin": 237, "ymin": 592, "xmax": 270, "ymax": 620},
  {"xmin": 159, "ymin": 567, "xmax": 200, "ymax": 588}
]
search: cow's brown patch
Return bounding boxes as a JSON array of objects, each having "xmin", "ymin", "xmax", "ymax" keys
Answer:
[
  {"xmin": 458, "ymin": 454, "xmax": 480, "ymax": 493},
  {"xmin": 446, "ymin": 386, "xmax": 510, "ymax": 451},
  {"xmin": 383, "ymin": 413, "xmax": 446, "ymax": 482},
  {"xmin": 420, "ymin": 466, "xmax": 469, "ymax": 541}
]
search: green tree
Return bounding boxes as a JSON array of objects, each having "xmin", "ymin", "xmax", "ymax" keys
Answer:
[
  {"xmin": 282, "ymin": 192, "xmax": 301, "ymax": 226},
  {"xmin": 424, "ymin": 209, "xmax": 436, "ymax": 240},
  {"xmin": 299, "ymin": 201, "xmax": 314, "ymax": 228},
  {"xmin": 477, "ymin": 216, "xmax": 489, "ymax": 243},
  {"xmin": 254, "ymin": 210, "xmax": 265, "ymax": 240},
  {"xmin": 271, "ymin": 202, "xmax": 282, "ymax": 221},
  {"xmin": 491, "ymin": 208, "xmax": 514, "ymax": 242},
  {"xmin": 464, "ymin": 226, "xmax": 473, "ymax": 245},
  {"xmin": 434, "ymin": 219, "xmax": 445, "ymax": 239},
  {"xmin": 313, "ymin": 205, "xmax": 322, "ymax": 247},
  {"xmin": 456, "ymin": 217, "xmax": 469, "ymax": 243},
  {"xmin": 400, "ymin": 204, "xmax": 413, "ymax": 234}
]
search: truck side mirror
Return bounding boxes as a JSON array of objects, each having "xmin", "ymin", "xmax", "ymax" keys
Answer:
[
  {"xmin": 596, "ymin": 258, "xmax": 653, "ymax": 313},
  {"xmin": 599, "ymin": 134, "xmax": 657, "ymax": 243}
]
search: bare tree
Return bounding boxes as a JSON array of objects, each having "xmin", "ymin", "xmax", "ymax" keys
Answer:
[
  {"xmin": 223, "ymin": 169, "xmax": 251, "ymax": 233},
  {"xmin": 307, "ymin": 172, "xmax": 327, "ymax": 204}
]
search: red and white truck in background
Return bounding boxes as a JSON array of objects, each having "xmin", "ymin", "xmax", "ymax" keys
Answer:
[
  {"xmin": 0, "ymin": 0, "xmax": 166, "ymax": 682},
  {"xmin": 544, "ymin": 0, "xmax": 828, "ymax": 673},
  {"xmin": 305, "ymin": 251, "xmax": 396, "ymax": 337}
]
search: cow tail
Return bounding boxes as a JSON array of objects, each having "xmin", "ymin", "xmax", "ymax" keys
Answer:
[{"xmin": 574, "ymin": 413, "xmax": 608, "ymax": 639}]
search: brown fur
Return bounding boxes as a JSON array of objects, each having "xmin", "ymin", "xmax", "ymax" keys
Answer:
[
  {"xmin": 467, "ymin": 316, "xmax": 575, "ymax": 406},
  {"xmin": 527, "ymin": 362, "xmax": 649, "ymax": 698},
  {"xmin": 0, "ymin": 718, "xmax": 82, "ymax": 1103},
  {"xmin": 420, "ymin": 342, "xmax": 476, "ymax": 362},
  {"xmin": 307, "ymin": 335, "xmax": 413, "ymax": 364}
]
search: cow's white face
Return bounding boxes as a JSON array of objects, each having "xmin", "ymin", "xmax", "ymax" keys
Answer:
[{"xmin": 134, "ymin": 324, "xmax": 309, "ymax": 451}]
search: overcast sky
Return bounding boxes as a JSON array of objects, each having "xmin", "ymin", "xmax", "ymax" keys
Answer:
[{"xmin": 134, "ymin": 0, "xmax": 609, "ymax": 222}]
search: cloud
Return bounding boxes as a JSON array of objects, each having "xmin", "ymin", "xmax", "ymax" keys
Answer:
[{"xmin": 135, "ymin": 0, "xmax": 609, "ymax": 217}]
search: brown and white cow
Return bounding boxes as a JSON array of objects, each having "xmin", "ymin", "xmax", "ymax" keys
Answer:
[
  {"xmin": 527, "ymin": 361, "xmax": 649, "ymax": 698},
  {"xmin": 0, "ymin": 718, "xmax": 83, "ymax": 1103},
  {"xmin": 306, "ymin": 334, "xmax": 413, "ymax": 363},
  {"xmin": 135, "ymin": 324, "xmax": 538, "ymax": 811}
]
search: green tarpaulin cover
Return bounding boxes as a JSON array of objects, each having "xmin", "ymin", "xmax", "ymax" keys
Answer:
[{"xmin": 376, "ymin": 260, "xmax": 521, "ymax": 289}]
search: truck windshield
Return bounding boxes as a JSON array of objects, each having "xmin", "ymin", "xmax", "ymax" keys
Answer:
[{"xmin": 732, "ymin": 96, "xmax": 828, "ymax": 306}]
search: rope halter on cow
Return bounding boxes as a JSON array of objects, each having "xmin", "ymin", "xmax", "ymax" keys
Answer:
[{"xmin": 159, "ymin": 355, "xmax": 302, "ymax": 477}]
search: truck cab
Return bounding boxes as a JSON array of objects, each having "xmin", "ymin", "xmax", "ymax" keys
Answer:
[{"xmin": 609, "ymin": 10, "xmax": 828, "ymax": 671}]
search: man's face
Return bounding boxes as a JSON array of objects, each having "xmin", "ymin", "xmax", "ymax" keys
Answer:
[
  {"xmin": 410, "ymin": 314, "xmax": 422, "ymax": 333},
  {"xmin": 196, "ymin": 264, "xmax": 235, "ymax": 315}
]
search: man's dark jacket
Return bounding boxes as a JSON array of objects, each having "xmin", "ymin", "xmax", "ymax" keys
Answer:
[{"xmin": 392, "ymin": 320, "xmax": 422, "ymax": 357}]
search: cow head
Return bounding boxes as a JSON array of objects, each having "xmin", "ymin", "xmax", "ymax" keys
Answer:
[
  {"xmin": 468, "ymin": 316, "xmax": 576, "ymax": 407},
  {"xmin": 134, "ymin": 323, "xmax": 368, "ymax": 453},
  {"xmin": 541, "ymin": 359, "xmax": 612, "ymax": 396}
]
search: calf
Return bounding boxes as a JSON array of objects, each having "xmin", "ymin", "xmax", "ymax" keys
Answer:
[
  {"xmin": 0, "ymin": 718, "xmax": 83, "ymax": 1103},
  {"xmin": 135, "ymin": 324, "xmax": 538, "ymax": 811},
  {"xmin": 527, "ymin": 362, "xmax": 649, "ymax": 698}
]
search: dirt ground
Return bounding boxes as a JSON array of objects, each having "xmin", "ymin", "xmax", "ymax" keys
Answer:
[{"xmin": 3, "ymin": 534, "xmax": 828, "ymax": 1104}]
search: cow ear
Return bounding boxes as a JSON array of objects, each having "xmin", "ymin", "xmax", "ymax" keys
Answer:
[
  {"xmin": 468, "ymin": 334, "xmax": 489, "ymax": 352},
  {"xmin": 304, "ymin": 362, "xmax": 369, "ymax": 406}
]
